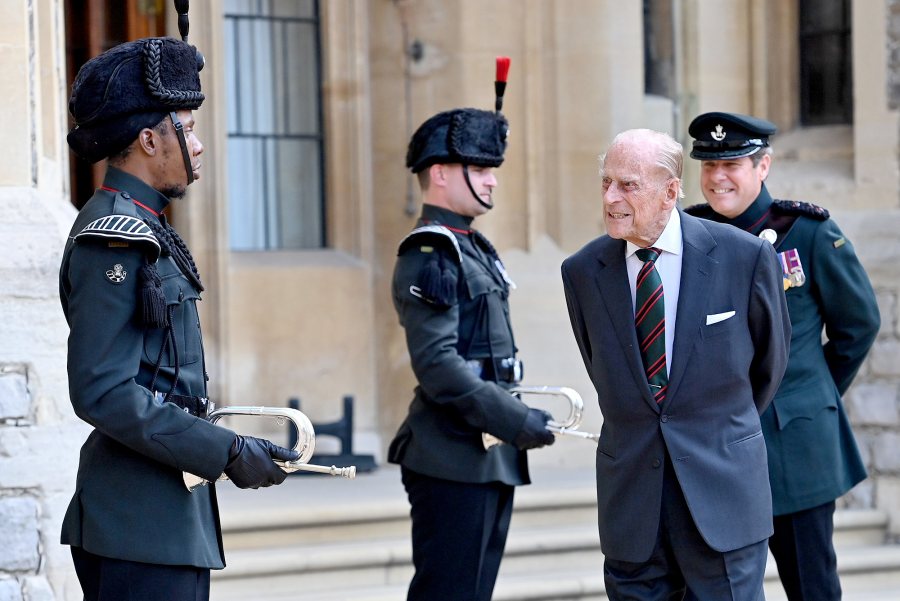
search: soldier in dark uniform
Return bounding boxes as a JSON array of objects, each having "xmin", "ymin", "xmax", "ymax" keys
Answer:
[
  {"xmin": 685, "ymin": 111, "xmax": 881, "ymax": 601},
  {"xmin": 60, "ymin": 38, "xmax": 300, "ymax": 601},
  {"xmin": 388, "ymin": 103, "xmax": 556, "ymax": 601}
]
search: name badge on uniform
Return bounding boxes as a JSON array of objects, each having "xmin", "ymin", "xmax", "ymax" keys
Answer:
[{"xmin": 778, "ymin": 248, "xmax": 806, "ymax": 289}]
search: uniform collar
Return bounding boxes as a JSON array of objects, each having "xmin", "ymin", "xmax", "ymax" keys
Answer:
[
  {"xmin": 728, "ymin": 183, "xmax": 774, "ymax": 234},
  {"xmin": 102, "ymin": 167, "xmax": 172, "ymax": 216},
  {"xmin": 420, "ymin": 203, "xmax": 475, "ymax": 233}
]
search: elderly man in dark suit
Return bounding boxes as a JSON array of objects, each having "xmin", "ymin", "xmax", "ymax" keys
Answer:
[{"xmin": 561, "ymin": 128, "xmax": 791, "ymax": 600}]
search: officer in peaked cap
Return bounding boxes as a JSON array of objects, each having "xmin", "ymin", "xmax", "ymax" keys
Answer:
[
  {"xmin": 688, "ymin": 111, "xmax": 777, "ymax": 161},
  {"xmin": 685, "ymin": 111, "xmax": 880, "ymax": 601},
  {"xmin": 60, "ymin": 37, "xmax": 300, "ymax": 601},
  {"xmin": 389, "ymin": 100, "xmax": 555, "ymax": 600}
]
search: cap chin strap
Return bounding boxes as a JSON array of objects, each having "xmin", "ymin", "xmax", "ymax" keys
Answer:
[
  {"xmin": 463, "ymin": 164, "xmax": 493, "ymax": 210},
  {"xmin": 169, "ymin": 112, "xmax": 194, "ymax": 185}
]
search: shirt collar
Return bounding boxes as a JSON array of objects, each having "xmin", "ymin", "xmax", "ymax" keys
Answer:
[
  {"xmin": 626, "ymin": 208, "xmax": 683, "ymax": 258},
  {"xmin": 102, "ymin": 167, "xmax": 172, "ymax": 215}
]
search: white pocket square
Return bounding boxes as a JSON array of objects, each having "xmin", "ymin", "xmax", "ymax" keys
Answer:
[{"xmin": 706, "ymin": 311, "xmax": 736, "ymax": 325}]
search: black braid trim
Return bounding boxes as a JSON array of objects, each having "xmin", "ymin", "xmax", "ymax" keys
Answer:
[
  {"xmin": 772, "ymin": 199, "xmax": 830, "ymax": 221},
  {"xmin": 471, "ymin": 230, "xmax": 499, "ymax": 259},
  {"xmin": 142, "ymin": 39, "xmax": 204, "ymax": 108},
  {"xmin": 143, "ymin": 218, "xmax": 205, "ymax": 291}
]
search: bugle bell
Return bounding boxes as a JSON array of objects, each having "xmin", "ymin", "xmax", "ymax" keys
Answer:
[
  {"xmin": 483, "ymin": 385, "xmax": 599, "ymax": 449},
  {"xmin": 183, "ymin": 406, "xmax": 356, "ymax": 491}
]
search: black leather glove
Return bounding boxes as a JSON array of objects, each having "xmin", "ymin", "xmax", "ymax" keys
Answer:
[
  {"xmin": 512, "ymin": 408, "xmax": 556, "ymax": 450},
  {"xmin": 224, "ymin": 435, "xmax": 300, "ymax": 489}
]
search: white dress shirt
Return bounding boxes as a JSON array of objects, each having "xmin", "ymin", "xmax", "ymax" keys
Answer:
[{"xmin": 625, "ymin": 209, "xmax": 683, "ymax": 376}]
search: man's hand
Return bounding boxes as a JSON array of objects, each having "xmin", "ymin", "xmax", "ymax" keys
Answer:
[
  {"xmin": 512, "ymin": 408, "xmax": 556, "ymax": 450},
  {"xmin": 224, "ymin": 435, "xmax": 300, "ymax": 489}
]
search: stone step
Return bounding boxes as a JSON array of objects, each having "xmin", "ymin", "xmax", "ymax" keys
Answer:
[
  {"xmin": 212, "ymin": 541, "xmax": 900, "ymax": 601},
  {"xmin": 211, "ymin": 467, "xmax": 900, "ymax": 601},
  {"xmin": 218, "ymin": 468, "xmax": 598, "ymax": 551}
]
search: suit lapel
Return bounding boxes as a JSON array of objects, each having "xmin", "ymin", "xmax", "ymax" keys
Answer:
[
  {"xmin": 666, "ymin": 212, "xmax": 717, "ymax": 404},
  {"xmin": 592, "ymin": 239, "xmax": 660, "ymax": 412}
]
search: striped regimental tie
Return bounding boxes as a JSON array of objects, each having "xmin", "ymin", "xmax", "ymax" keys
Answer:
[{"xmin": 635, "ymin": 247, "xmax": 668, "ymax": 404}]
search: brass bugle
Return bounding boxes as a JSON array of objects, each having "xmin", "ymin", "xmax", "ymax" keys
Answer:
[
  {"xmin": 183, "ymin": 406, "xmax": 356, "ymax": 491},
  {"xmin": 483, "ymin": 385, "xmax": 599, "ymax": 449}
]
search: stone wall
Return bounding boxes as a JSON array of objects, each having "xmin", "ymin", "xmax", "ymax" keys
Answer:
[
  {"xmin": 0, "ymin": 0, "xmax": 81, "ymax": 597},
  {"xmin": 841, "ymin": 208, "xmax": 900, "ymax": 540}
]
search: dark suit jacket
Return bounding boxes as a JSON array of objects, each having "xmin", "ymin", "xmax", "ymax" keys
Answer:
[{"xmin": 561, "ymin": 209, "xmax": 790, "ymax": 563}]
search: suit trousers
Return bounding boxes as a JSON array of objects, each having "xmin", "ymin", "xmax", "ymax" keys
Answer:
[
  {"xmin": 769, "ymin": 501, "xmax": 840, "ymax": 601},
  {"xmin": 401, "ymin": 466, "xmax": 515, "ymax": 601},
  {"xmin": 71, "ymin": 546, "xmax": 210, "ymax": 601},
  {"xmin": 605, "ymin": 455, "xmax": 768, "ymax": 601}
]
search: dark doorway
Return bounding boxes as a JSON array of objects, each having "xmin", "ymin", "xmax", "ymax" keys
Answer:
[{"xmin": 799, "ymin": 0, "xmax": 852, "ymax": 126}]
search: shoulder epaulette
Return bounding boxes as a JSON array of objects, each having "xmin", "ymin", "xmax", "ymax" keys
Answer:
[
  {"xmin": 75, "ymin": 214, "xmax": 161, "ymax": 260},
  {"xmin": 772, "ymin": 199, "xmax": 829, "ymax": 221},
  {"xmin": 397, "ymin": 225, "xmax": 463, "ymax": 263},
  {"xmin": 683, "ymin": 203, "xmax": 716, "ymax": 218}
]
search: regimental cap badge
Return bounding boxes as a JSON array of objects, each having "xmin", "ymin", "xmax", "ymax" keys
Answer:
[
  {"xmin": 106, "ymin": 263, "xmax": 127, "ymax": 283},
  {"xmin": 711, "ymin": 124, "xmax": 726, "ymax": 141}
]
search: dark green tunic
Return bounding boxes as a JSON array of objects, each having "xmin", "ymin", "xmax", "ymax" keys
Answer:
[
  {"xmin": 686, "ymin": 184, "xmax": 879, "ymax": 515},
  {"xmin": 388, "ymin": 205, "xmax": 531, "ymax": 485},
  {"xmin": 59, "ymin": 168, "xmax": 236, "ymax": 567}
]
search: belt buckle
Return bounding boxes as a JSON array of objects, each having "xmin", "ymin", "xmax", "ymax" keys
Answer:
[{"xmin": 499, "ymin": 357, "xmax": 523, "ymax": 384}]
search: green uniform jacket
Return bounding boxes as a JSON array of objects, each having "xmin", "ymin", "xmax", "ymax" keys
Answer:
[
  {"xmin": 59, "ymin": 168, "xmax": 236, "ymax": 567},
  {"xmin": 687, "ymin": 184, "xmax": 879, "ymax": 515},
  {"xmin": 388, "ymin": 205, "xmax": 531, "ymax": 485}
]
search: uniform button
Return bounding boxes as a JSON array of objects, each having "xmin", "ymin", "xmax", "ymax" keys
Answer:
[
  {"xmin": 120, "ymin": 191, "xmax": 130, "ymax": 199},
  {"xmin": 660, "ymin": 414, "xmax": 669, "ymax": 423},
  {"xmin": 652, "ymin": 459, "xmax": 661, "ymax": 468}
]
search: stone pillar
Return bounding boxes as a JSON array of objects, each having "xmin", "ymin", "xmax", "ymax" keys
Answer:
[{"xmin": 0, "ymin": 0, "xmax": 81, "ymax": 598}]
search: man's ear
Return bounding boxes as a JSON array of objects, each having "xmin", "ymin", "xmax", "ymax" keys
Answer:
[
  {"xmin": 756, "ymin": 153, "xmax": 772, "ymax": 181},
  {"xmin": 664, "ymin": 178, "xmax": 680, "ymax": 206},
  {"xmin": 137, "ymin": 127, "xmax": 159, "ymax": 157},
  {"xmin": 429, "ymin": 163, "xmax": 447, "ymax": 188}
]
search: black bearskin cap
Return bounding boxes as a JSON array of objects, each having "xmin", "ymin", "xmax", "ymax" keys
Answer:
[
  {"xmin": 406, "ymin": 108, "xmax": 509, "ymax": 173},
  {"xmin": 67, "ymin": 37, "xmax": 205, "ymax": 163}
]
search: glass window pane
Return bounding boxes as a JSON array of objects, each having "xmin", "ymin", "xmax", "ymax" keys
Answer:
[
  {"xmin": 224, "ymin": 0, "xmax": 324, "ymax": 250},
  {"xmin": 285, "ymin": 22, "xmax": 320, "ymax": 135},
  {"xmin": 224, "ymin": 0, "xmax": 258, "ymax": 16},
  {"xmin": 275, "ymin": 140, "xmax": 323, "ymax": 249},
  {"xmin": 272, "ymin": 0, "xmax": 314, "ymax": 18}
]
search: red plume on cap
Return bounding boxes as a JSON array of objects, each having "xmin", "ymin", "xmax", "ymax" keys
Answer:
[
  {"xmin": 494, "ymin": 56, "xmax": 510, "ymax": 112},
  {"xmin": 495, "ymin": 56, "xmax": 511, "ymax": 83}
]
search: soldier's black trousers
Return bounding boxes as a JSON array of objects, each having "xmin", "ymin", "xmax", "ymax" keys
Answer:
[
  {"xmin": 769, "ymin": 500, "xmax": 841, "ymax": 601},
  {"xmin": 401, "ymin": 467, "xmax": 514, "ymax": 601},
  {"xmin": 71, "ymin": 546, "xmax": 210, "ymax": 601}
]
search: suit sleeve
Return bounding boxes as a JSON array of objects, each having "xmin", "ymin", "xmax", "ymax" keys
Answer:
[
  {"xmin": 747, "ymin": 241, "xmax": 792, "ymax": 414},
  {"xmin": 561, "ymin": 260, "xmax": 593, "ymax": 375},
  {"xmin": 393, "ymin": 246, "xmax": 528, "ymax": 444},
  {"xmin": 810, "ymin": 219, "xmax": 880, "ymax": 394},
  {"xmin": 64, "ymin": 241, "xmax": 234, "ymax": 481}
]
